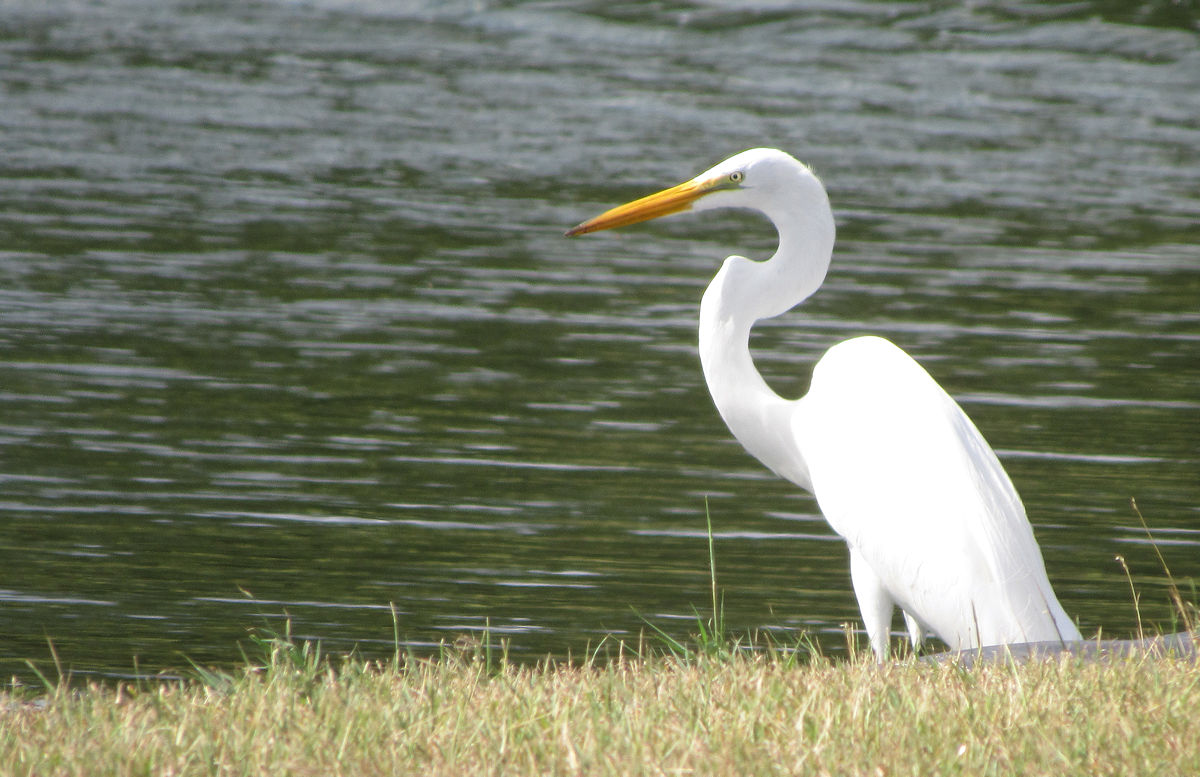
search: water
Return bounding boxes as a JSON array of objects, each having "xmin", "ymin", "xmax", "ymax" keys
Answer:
[{"xmin": 0, "ymin": 0, "xmax": 1197, "ymax": 680}]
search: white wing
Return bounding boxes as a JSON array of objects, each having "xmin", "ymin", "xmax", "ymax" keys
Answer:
[{"xmin": 794, "ymin": 335, "xmax": 1079, "ymax": 649}]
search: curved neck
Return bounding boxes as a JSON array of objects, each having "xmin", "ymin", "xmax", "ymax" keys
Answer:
[{"xmin": 696, "ymin": 187, "xmax": 834, "ymax": 493}]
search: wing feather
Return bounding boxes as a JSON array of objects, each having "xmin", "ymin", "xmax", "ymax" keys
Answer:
[{"xmin": 794, "ymin": 336, "xmax": 1077, "ymax": 648}]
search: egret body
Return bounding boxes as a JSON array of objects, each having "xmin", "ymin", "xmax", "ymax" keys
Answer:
[{"xmin": 567, "ymin": 148, "xmax": 1080, "ymax": 658}]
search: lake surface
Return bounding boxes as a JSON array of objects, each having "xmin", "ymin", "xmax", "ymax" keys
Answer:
[{"xmin": 0, "ymin": 0, "xmax": 1197, "ymax": 681}]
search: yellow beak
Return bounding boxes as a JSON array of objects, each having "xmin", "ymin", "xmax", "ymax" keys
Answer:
[{"xmin": 565, "ymin": 175, "xmax": 725, "ymax": 237}]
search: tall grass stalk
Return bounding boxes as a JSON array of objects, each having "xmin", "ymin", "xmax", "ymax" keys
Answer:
[
  {"xmin": 1115, "ymin": 554, "xmax": 1144, "ymax": 642},
  {"xmin": 633, "ymin": 498, "xmax": 737, "ymax": 662},
  {"xmin": 1131, "ymin": 497, "xmax": 1195, "ymax": 633},
  {"xmin": 705, "ymin": 496, "xmax": 720, "ymax": 639}
]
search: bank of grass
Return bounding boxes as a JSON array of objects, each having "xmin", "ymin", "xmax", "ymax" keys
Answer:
[
  {"xmin": 6, "ymin": 504, "xmax": 1196, "ymax": 776},
  {"xmin": 3, "ymin": 628, "xmax": 1200, "ymax": 777}
]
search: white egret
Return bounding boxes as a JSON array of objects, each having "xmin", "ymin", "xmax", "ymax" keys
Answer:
[{"xmin": 567, "ymin": 148, "xmax": 1080, "ymax": 658}]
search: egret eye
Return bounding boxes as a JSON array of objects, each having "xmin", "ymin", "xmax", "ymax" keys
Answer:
[{"xmin": 728, "ymin": 171, "xmax": 745, "ymax": 184}]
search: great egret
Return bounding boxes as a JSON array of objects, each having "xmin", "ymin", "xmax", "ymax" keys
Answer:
[{"xmin": 566, "ymin": 148, "xmax": 1080, "ymax": 658}]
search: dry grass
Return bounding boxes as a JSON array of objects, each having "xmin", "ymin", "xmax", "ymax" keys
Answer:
[
  {"xmin": 6, "ymin": 503, "xmax": 1195, "ymax": 776},
  {"xmin": 3, "ymin": 634, "xmax": 1199, "ymax": 777}
]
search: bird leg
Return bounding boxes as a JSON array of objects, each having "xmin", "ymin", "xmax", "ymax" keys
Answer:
[
  {"xmin": 849, "ymin": 547, "xmax": 894, "ymax": 661},
  {"xmin": 903, "ymin": 610, "xmax": 925, "ymax": 654}
]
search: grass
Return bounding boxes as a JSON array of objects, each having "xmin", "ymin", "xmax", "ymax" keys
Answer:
[
  {"xmin": 3, "ymin": 500, "xmax": 1196, "ymax": 776},
  {"xmin": 3, "ymin": 632, "xmax": 1200, "ymax": 777}
]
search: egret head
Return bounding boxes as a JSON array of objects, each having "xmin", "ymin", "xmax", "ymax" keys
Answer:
[{"xmin": 565, "ymin": 148, "xmax": 817, "ymax": 237}]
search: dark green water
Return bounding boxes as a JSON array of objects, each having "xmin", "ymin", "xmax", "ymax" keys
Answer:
[{"xmin": 0, "ymin": 0, "xmax": 1197, "ymax": 680}]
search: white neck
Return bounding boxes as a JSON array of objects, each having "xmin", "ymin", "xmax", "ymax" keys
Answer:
[{"xmin": 696, "ymin": 178, "xmax": 835, "ymax": 493}]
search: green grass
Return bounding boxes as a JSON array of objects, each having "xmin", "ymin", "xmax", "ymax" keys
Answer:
[{"xmin": 3, "ymin": 631, "xmax": 1199, "ymax": 777}]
